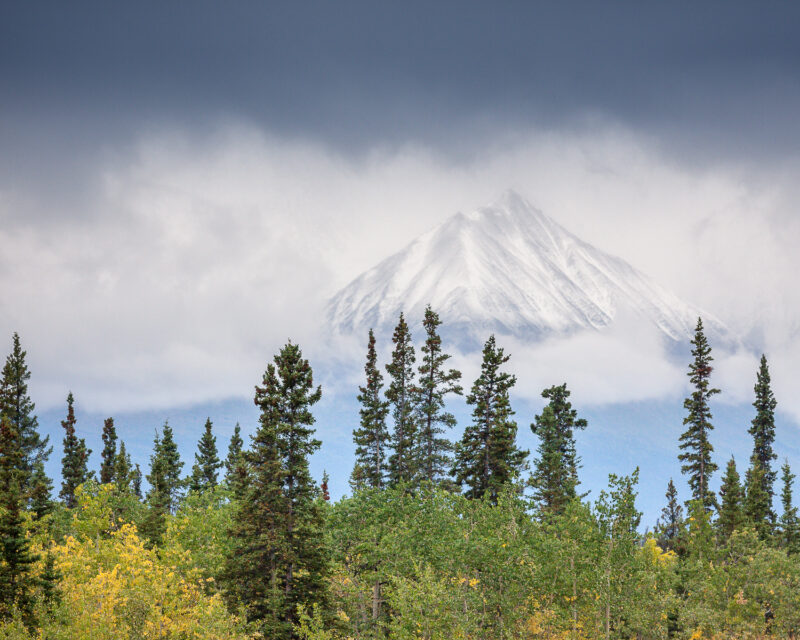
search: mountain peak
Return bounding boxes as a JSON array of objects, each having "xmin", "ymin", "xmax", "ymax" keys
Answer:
[{"xmin": 326, "ymin": 192, "xmax": 726, "ymax": 346}]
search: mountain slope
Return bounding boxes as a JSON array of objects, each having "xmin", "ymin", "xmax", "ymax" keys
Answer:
[{"xmin": 326, "ymin": 191, "xmax": 724, "ymax": 344}]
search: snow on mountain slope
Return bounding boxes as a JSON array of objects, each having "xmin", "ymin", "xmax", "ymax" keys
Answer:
[{"xmin": 326, "ymin": 191, "xmax": 726, "ymax": 345}]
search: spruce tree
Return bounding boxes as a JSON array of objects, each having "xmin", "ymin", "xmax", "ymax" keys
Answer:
[
  {"xmin": 28, "ymin": 460, "xmax": 53, "ymax": 520},
  {"xmin": 530, "ymin": 383, "xmax": 587, "ymax": 515},
  {"xmin": 451, "ymin": 335, "xmax": 527, "ymax": 503},
  {"xmin": 59, "ymin": 392, "xmax": 91, "ymax": 508},
  {"xmin": 414, "ymin": 306, "xmax": 462, "ymax": 486},
  {"xmin": 745, "ymin": 354, "xmax": 778, "ymax": 525},
  {"xmin": 189, "ymin": 417, "xmax": 221, "ymax": 493},
  {"xmin": 99, "ymin": 417, "xmax": 118, "ymax": 484},
  {"xmin": 132, "ymin": 463, "xmax": 143, "ymax": 499},
  {"xmin": 655, "ymin": 479, "xmax": 684, "ymax": 552},
  {"xmin": 156, "ymin": 421, "xmax": 183, "ymax": 512},
  {"xmin": 0, "ymin": 332, "xmax": 51, "ymax": 505},
  {"xmin": 744, "ymin": 462, "xmax": 771, "ymax": 540},
  {"xmin": 351, "ymin": 329, "xmax": 389, "ymax": 490},
  {"xmin": 678, "ymin": 318, "xmax": 719, "ymax": 512},
  {"xmin": 779, "ymin": 460, "xmax": 800, "ymax": 554},
  {"xmin": 224, "ymin": 423, "xmax": 248, "ymax": 499},
  {"xmin": 142, "ymin": 429, "xmax": 169, "ymax": 546},
  {"xmin": 386, "ymin": 313, "xmax": 417, "ymax": 487},
  {"xmin": 0, "ymin": 415, "xmax": 37, "ymax": 625},
  {"xmin": 114, "ymin": 440, "xmax": 133, "ymax": 492},
  {"xmin": 717, "ymin": 457, "xmax": 745, "ymax": 543},
  {"xmin": 224, "ymin": 342, "xmax": 329, "ymax": 638}
]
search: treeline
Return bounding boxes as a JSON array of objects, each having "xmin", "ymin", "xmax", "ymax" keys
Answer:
[{"xmin": 0, "ymin": 310, "xmax": 799, "ymax": 639}]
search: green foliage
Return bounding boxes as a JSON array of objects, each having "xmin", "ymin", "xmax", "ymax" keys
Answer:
[
  {"xmin": 189, "ymin": 417, "xmax": 222, "ymax": 493},
  {"xmin": 530, "ymin": 383, "xmax": 587, "ymax": 516},
  {"xmin": 224, "ymin": 423, "xmax": 248, "ymax": 498},
  {"xmin": 717, "ymin": 456, "xmax": 745, "ymax": 543},
  {"xmin": 452, "ymin": 335, "xmax": 527, "ymax": 502},
  {"xmin": 351, "ymin": 329, "xmax": 390, "ymax": 490},
  {"xmin": 141, "ymin": 424, "xmax": 184, "ymax": 546},
  {"xmin": 779, "ymin": 460, "xmax": 800, "ymax": 554},
  {"xmin": 678, "ymin": 318, "xmax": 720, "ymax": 512},
  {"xmin": 59, "ymin": 392, "xmax": 92, "ymax": 509},
  {"xmin": 748, "ymin": 354, "xmax": 778, "ymax": 519},
  {"xmin": 655, "ymin": 478, "xmax": 684, "ymax": 553},
  {"xmin": 744, "ymin": 461, "xmax": 772, "ymax": 540},
  {"xmin": 414, "ymin": 306, "xmax": 462, "ymax": 487},
  {"xmin": 223, "ymin": 341, "xmax": 329, "ymax": 639},
  {"xmin": 386, "ymin": 313, "xmax": 418, "ymax": 487},
  {"xmin": 99, "ymin": 417, "xmax": 117, "ymax": 485}
]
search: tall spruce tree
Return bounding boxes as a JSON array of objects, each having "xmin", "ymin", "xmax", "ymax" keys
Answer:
[
  {"xmin": 717, "ymin": 457, "xmax": 745, "ymax": 543},
  {"xmin": 0, "ymin": 415, "xmax": 37, "ymax": 625},
  {"xmin": 386, "ymin": 313, "xmax": 417, "ymax": 487},
  {"xmin": 0, "ymin": 332, "xmax": 51, "ymax": 505},
  {"xmin": 29, "ymin": 459, "xmax": 53, "ymax": 520},
  {"xmin": 351, "ymin": 329, "xmax": 390, "ymax": 490},
  {"xmin": 530, "ymin": 383, "xmax": 587, "ymax": 515},
  {"xmin": 99, "ymin": 417, "xmax": 118, "ymax": 484},
  {"xmin": 189, "ymin": 418, "xmax": 221, "ymax": 493},
  {"xmin": 678, "ymin": 318, "xmax": 720, "ymax": 512},
  {"xmin": 451, "ymin": 335, "xmax": 527, "ymax": 503},
  {"xmin": 59, "ymin": 392, "xmax": 91, "ymax": 508},
  {"xmin": 745, "ymin": 354, "xmax": 778, "ymax": 527},
  {"xmin": 142, "ymin": 429, "xmax": 169, "ymax": 546},
  {"xmin": 132, "ymin": 463, "xmax": 142, "ymax": 499},
  {"xmin": 414, "ymin": 306, "xmax": 462, "ymax": 486},
  {"xmin": 114, "ymin": 440, "xmax": 133, "ymax": 492},
  {"xmin": 157, "ymin": 421, "xmax": 183, "ymax": 511},
  {"xmin": 779, "ymin": 460, "xmax": 800, "ymax": 554},
  {"xmin": 224, "ymin": 423, "xmax": 248, "ymax": 499},
  {"xmin": 655, "ymin": 479, "xmax": 684, "ymax": 552},
  {"xmin": 223, "ymin": 342, "xmax": 329, "ymax": 638}
]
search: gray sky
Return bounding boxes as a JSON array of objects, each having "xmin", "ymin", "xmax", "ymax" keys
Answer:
[{"xmin": 1, "ymin": 2, "xmax": 799, "ymax": 421}]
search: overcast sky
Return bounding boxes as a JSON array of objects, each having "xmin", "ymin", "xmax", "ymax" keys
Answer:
[{"xmin": 1, "ymin": 2, "xmax": 799, "ymax": 421}]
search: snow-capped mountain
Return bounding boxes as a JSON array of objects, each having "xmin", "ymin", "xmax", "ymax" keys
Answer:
[{"xmin": 326, "ymin": 191, "xmax": 725, "ymax": 346}]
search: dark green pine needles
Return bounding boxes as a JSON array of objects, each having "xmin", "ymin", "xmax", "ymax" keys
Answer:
[
  {"xmin": 223, "ymin": 341, "xmax": 329, "ymax": 639},
  {"xmin": 351, "ymin": 329, "xmax": 390, "ymax": 490},
  {"xmin": 415, "ymin": 306, "xmax": 463, "ymax": 487},
  {"xmin": 530, "ymin": 383, "xmax": 587, "ymax": 515},
  {"xmin": 59, "ymin": 392, "xmax": 92, "ymax": 509},
  {"xmin": 189, "ymin": 417, "xmax": 222, "ymax": 493},
  {"xmin": 452, "ymin": 335, "xmax": 527, "ymax": 503},
  {"xmin": 386, "ymin": 313, "xmax": 417, "ymax": 487},
  {"xmin": 99, "ymin": 417, "xmax": 118, "ymax": 484},
  {"xmin": 717, "ymin": 456, "xmax": 745, "ymax": 543},
  {"xmin": 678, "ymin": 318, "xmax": 719, "ymax": 512}
]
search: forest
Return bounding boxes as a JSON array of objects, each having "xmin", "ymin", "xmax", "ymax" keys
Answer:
[{"xmin": 0, "ymin": 308, "xmax": 799, "ymax": 639}]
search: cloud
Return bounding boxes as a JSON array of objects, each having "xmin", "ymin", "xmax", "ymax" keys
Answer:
[{"xmin": 0, "ymin": 122, "xmax": 798, "ymax": 421}]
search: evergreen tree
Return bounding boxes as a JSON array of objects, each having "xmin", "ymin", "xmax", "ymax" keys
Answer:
[
  {"xmin": 321, "ymin": 470, "xmax": 330, "ymax": 502},
  {"xmin": 99, "ymin": 417, "xmax": 118, "ymax": 484},
  {"xmin": 0, "ymin": 415, "xmax": 37, "ymax": 625},
  {"xmin": 451, "ymin": 335, "xmax": 527, "ymax": 503},
  {"xmin": 59, "ymin": 392, "xmax": 91, "ymax": 508},
  {"xmin": 414, "ymin": 306, "xmax": 462, "ymax": 486},
  {"xmin": 351, "ymin": 329, "xmax": 390, "ymax": 490},
  {"xmin": 0, "ymin": 332, "xmax": 51, "ymax": 505},
  {"xmin": 114, "ymin": 440, "xmax": 133, "ymax": 492},
  {"xmin": 189, "ymin": 418, "xmax": 221, "ymax": 493},
  {"xmin": 655, "ymin": 478, "xmax": 684, "ymax": 552},
  {"xmin": 678, "ymin": 318, "xmax": 719, "ymax": 512},
  {"xmin": 744, "ymin": 462, "xmax": 771, "ymax": 540},
  {"xmin": 224, "ymin": 342, "xmax": 329, "ymax": 638},
  {"xmin": 386, "ymin": 313, "xmax": 417, "ymax": 487},
  {"xmin": 132, "ymin": 463, "xmax": 143, "ymax": 499},
  {"xmin": 156, "ymin": 421, "xmax": 183, "ymax": 512},
  {"xmin": 224, "ymin": 423, "xmax": 248, "ymax": 499},
  {"xmin": 717, "ymin": 457, "xmax": 745, "ymax": 542},
  {"xmin": 142, "ymin": 429, "xmax": 169, "ymax": 546},
  {"xmin": 530, "ymin": 383, "xmax": 587, "ymax": 515},
  {"xmin": 39, "ymin": 550, "xmax": 61, "ymax": 610},
  {"xmin": 746, "ymin": 354, "xmax": 778, "ymax": 525},
  {"xmin": 779, "ymin": 460, "xmax": 800, "ymax": 554},
  {"xmin": 28, "ymin": 460, "xmax": 53, "ymax": 520}
]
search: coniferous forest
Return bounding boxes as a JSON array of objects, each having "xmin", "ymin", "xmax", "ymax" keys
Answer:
[{"xmin": 2, "ymin": 310, "xmax": 800, "ymax": 640}]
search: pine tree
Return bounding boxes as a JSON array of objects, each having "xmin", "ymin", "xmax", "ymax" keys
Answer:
[
  {"xmin": 321, "ymin": 470, "xmax": 330, "ymax": 502},
  {"xmin": 0, "ymin": 332, "xmax": 51, "ymax": 506},
  {"xmin": 114, "ymin": 440, "xmax": 133, "ymax": 492},
  {"xmin": 142, "ymin": 429, "xmax": 169, "ymax": 546},
  {"xmin": 132, "ymin": 463, "xmax": 142, "ymax": 499},
  {"xmin": 717, "ymin": 457, "xmax": 745, "ymax": 542},
  {"xmin": 39, "ymin": 550, "xmax": 61, "ymax": 610},
  {"xmin": 414, "ymin": 306, "xmax": 462, "ymax": 486},
  {"xmin": 0, "ymin": 415, "xmax": 38, "ymax": 625},
  {"xmin": 28, "ymin": 460, "xmax": 53, "ymax": 520},
  {"xmin": 224, "ymin": 423, "xmax": 248, "ymax": 499},
  {"xmin": 59, "ymin": 392, "xmax": 91, "ymax": 508},
  {"xmin": 745, "ymin": 354, "xmax": 778, "ymax": 525},
  {"xmin": 744, "ymin": 462, "xmax": 771, "ymax": 539},
  {"xmin": 530, "ymin": 383, "xmax": 587, "ymax": 515},
  {"xmin": 223, "ymin": 342, "xmax": 329, "ymax": 638},
  {"xmin": 157, "ymin": 421, "xmax": 183, "ymax": 512},
  {"xmin": 189, "ymin": 418, "xmax": 221, "ymax": 493},
  {"xmin": 655, "ymin": 479, "xmax": 684, "ymax": 552},
  {"xmin": 678, "ymin": 318, "xmax": 720, "ymax": 512},
  {"xmin": 99, "ymin": 417, "xmax": 118, "ymax": 484},
  {"xmin": 386, "ymin": 313, "xmax": 417, "ymax": 487},
  {"xmin": 451, "ymin": 335, "xmax": 527, "ymax": 503},
  {"xmin": 779, "ymin": 460, "xmax": 800, "ymax": 554},
  {"xmin": 351, "ymin": 329, "xmax": 390, "ymax": 490}
]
